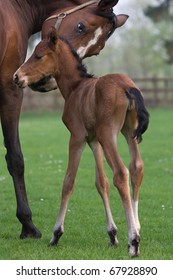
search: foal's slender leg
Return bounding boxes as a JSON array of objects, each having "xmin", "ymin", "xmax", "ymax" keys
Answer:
[
  {"xmin": 129, "ymin": 142, "xmax": 143, "ymax": 232},
  {"xmin": 121, "ymin": 120, "xmax": 144, "ymax": 232},
  {"xmin": 89, "ymin": 141, "xmax": 118, "ymax": 246},
  {"xmin": 97, "ymin": 125, "xmax": 140, "ymax": 257},
  {"xmin": 50, "ymin": 135, "xmax": 85, "ymax": 246},
  {"xmin": 0, "ymin": 88, "xmax": 41, "ymax": 238}
]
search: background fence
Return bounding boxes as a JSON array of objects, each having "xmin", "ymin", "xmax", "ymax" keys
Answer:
[
  {"xmin": 22, "ymin": 77, "xmax": 173, "ymax": 112},
  {"xmin": 134, "ymin": 77, "xmax": 173, "ymax": 107}
]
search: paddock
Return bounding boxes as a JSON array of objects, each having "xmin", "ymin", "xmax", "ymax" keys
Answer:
[{"xmin": 0, "ymin": 109, "xmax": 172, "ymax": 259}]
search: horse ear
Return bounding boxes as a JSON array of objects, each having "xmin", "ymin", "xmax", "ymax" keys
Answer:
[
  {"xmin": 98, "ymin": 0, "xmax": 119, "ymax": 10},
  {"xmin": 48, "ymin": 27, "xmax": 58, "ymax": 47},
  {"xmin": 116, "ymin": 14, "xmax": 129, "ymax": 28}
]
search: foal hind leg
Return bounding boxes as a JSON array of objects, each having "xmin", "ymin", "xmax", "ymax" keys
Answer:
[
  {"xmin": 121, "ymin": 113, "xmax": 144, "ymax": 232},
  {"xmin": 50, "ymin": 135, "xmax": 85, "ymax": 246},
  {"xmin": 97, "ymin": 124, "xmax": 140, "ymax": 257},
  {"xmin": 128, "ymin": 139, "xmax": 143, "ymax": 232},
  {"xmin": 89, "ymin": 141, "xmax": 118, "ymax": 246},
  {"xmin": 0, "ymin": 88, "xmax": 41, "ymax": 238}
]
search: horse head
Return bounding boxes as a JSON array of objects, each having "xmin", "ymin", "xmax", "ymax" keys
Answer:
[{"xmin": 29, "ymin": 0, "xmax": 128, "ymax": 92}]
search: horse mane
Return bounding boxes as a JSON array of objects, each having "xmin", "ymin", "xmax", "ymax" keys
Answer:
[
  {"xmin": 94, "ymin": 8, "xmax": 115, "ymax": 21},
  {"xmin": 60, "ymin": 36, "xmax": 94, "ymax": 79},
  {"xmin": 94, "ymin": 9, "xmax": 116, "ymax": 38}
]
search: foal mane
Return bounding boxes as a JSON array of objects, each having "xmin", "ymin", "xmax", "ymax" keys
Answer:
[{"xmin": 60, "ymin": 36, "xmax": 94, "ymax": 79}]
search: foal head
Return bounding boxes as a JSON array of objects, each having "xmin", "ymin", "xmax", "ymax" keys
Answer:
[
  {"xmin": 14, "ymin": 28, "xmax": 69, "ymax": 88},
  {"xmin": 26, "ymin": 0, "xmax": 128, "ymax": 92}
]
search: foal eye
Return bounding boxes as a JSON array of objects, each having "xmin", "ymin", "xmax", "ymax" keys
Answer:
[{"xmin": 76, "ymin": 22, "xmax": 86, "ymax": 34}]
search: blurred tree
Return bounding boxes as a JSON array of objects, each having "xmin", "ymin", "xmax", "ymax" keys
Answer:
[{"xmin": 145, "ymin": 0, "xmax": 173, "ymax": 63}]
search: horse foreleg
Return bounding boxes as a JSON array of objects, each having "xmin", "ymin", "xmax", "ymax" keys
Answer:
[
  {"xmin": 98, "ymin": 126, "xmax": 140, "ymax": 257},
  {"xmin": 50, "ymin": 135, "xmax": 85, "ymax": 246},
  {"xmin": 0, "ymin": 91, "xmax": 41, "ymax": 239},
  {"xmin": 89, "ymin": 141, "xmax": 118, "ymax": 246}
]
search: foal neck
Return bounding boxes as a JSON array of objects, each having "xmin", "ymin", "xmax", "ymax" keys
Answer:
[{"xmin": 55, "ymin": 38, "xmax": 93, "ymax": 99}]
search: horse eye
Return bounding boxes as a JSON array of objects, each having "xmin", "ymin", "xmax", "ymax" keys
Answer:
[
  {"xmin": 76, "ymin": 22, "xmax": 86, "ymax": 34},
  {"xmin": 35, "ymin": 54, "xmax": 42, "ymax": 60}
]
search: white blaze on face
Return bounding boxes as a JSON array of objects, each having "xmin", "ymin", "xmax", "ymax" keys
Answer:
[{"xmin": 77, "ymin": 27, "xmax": 103, "ymax": 58}]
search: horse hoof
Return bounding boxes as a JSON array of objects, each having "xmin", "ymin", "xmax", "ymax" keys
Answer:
[{"xmin": 20, "ymin": 225, "xmax": 42, "ymax": 239}]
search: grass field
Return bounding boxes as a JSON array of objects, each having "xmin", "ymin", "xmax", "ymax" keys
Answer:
[{"xmin": 0, "ymin": 108, "xmax": 173, "ymax": 260}]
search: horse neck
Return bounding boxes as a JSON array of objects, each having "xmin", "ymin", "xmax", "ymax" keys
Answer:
[
  {"xmin": 55, "ymin": 40, "xmax": 87, "ymax": 100},
  {"xmin": 11, "ymin": 0, "xmax": 85, "ymax": 35},
  {"xmin": 31, "ymin": 0, "xmax": 88, "ymax": 33}
]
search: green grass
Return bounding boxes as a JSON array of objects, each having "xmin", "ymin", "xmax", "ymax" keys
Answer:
[{"xmin": 0, "ymin": 108, "xmax": 173, "ymax": 260}]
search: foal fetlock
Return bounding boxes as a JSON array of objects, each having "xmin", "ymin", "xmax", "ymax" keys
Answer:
[
  {"xmin": 108, "ymin": 227, "xmax": 119, "ymax": 247},
  {"xmin": 128, "ymin": 234, "xmax": 140, "ymax": 257}
]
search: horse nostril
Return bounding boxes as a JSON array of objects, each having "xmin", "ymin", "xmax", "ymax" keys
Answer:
[{"xmin": 13, "ymin": 73, "xmax": 19, "ymax": 84}]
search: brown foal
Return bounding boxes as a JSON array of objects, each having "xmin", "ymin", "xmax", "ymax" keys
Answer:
[{"xmin": 14, "ymin": 28, "xmax": 149, "ymax": 257}]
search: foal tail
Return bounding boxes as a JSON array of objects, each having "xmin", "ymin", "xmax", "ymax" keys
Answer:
[{"xmin": 126, "ymin": 87, "xmax": 149, "ymax": 143}]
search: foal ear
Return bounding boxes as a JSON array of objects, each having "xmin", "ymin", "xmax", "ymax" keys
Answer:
[
  {"xmin": 116, "ymin": 14, "xmax": 129, "ymax": 28},
  {"xmin": 98, "ymin": 0, "xmax": 119, "ymax": 10},
  {"xmin": 48, "ymin": 27, "xmax": 58, "ymax": 47}
]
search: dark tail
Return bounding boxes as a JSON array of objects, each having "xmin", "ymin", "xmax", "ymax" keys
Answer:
[{"xmin": 126, "ymin": 87, "xmax": 149, "ymax": 143}]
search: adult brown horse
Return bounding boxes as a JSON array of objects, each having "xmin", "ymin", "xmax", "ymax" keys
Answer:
[
  {"xmin": 14, "ymin": 27, "xmax": 149, "ymax": 256},
  {"xmin": 0, "ymin": 0, "xmax": 127, "ymax": 239}
]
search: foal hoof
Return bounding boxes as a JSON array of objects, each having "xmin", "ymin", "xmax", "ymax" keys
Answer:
[
  {"xmin": 20, "ymin": 225, "xmax": 42, "ymax": 239},
  {"xmin": 49, "ymin": 236, "xmax": 58, "ymax": 246},
  {"xmin": 128, "ymin": 238, "xmax": 140, "ymax": 257},
  {"xmin": 109, "ymin": 236, "xmax": 119, "ymax": 247},
  {"xmin": 49, "ymin": 228, "xmax": 64, "ymax": 246}
]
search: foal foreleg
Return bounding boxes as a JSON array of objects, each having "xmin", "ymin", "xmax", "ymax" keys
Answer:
[
  {"xmin": 50, "ymin": 135, "xmax": 85, "ymax": 246},
  {"xmin": 89, "ymin": 141, "xmax": 118, "ymax": 246}
]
